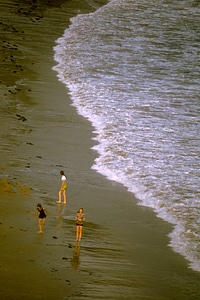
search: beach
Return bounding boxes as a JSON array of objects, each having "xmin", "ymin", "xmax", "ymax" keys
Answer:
[{"xmin": 1, "ymin": 0, "xmax": 200, "ymax": 299}]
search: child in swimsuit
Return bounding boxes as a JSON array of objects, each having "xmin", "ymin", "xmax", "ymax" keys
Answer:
[
  {"xmin": 76, "ymin": 208, "xmax": 86, "ymax": 242},
  {"xmin": 57, "ymin": 170, "xmax": 67, "ymax": 204},
  {"xmin": 36, "ymin": 203, "xmax": 47, "ymax": 233}
]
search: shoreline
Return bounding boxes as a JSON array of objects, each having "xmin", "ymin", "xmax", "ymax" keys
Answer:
[{"xmin": 1, "ymin": 0, "xmax": 200, "ymax": 299}]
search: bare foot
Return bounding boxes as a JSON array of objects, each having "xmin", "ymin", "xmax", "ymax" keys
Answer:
[{"xmin": 56, "ymin": 201, "xmax": 61, "ymax": 203}]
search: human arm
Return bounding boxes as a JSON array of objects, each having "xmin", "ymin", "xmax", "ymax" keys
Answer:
[
  {"xmin": 76, "ymin": 213, "xmax": 85, "ymax": 223},
  {"xmin": 82, "ymin": 214, "xmax": 86, "ymax": 222}
]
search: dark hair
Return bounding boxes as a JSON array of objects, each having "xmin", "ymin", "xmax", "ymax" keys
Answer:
[
  {"xmin": 60, "ymin": 170, "xmax": 64, "ymax": 175},
  {"xmin": 37, "ymin": 203, "xmax": 42, "ymax": 208}
]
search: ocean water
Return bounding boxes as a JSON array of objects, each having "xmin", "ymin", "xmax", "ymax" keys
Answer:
[{"xmin": 53, "ymin": 0, "xmax": 200, "ymax": 271}]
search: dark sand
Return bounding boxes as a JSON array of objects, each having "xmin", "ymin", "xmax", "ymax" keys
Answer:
[{"xmin": 1, "ymin": 0, "xmax": 200, "ymax": 299}]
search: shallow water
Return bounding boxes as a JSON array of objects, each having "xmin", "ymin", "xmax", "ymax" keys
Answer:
[{"xmin": 53, "ymin": 0, "xmax": 200, "ymax": 272}]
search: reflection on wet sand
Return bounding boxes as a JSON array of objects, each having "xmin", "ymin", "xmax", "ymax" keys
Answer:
[
  {"xmin": 71, "ymin": 242, "xmax": 81, "ymax": 271},
  {"xmin": 57, "ymin": 202, "xmax": 67, "ymax": 216}
]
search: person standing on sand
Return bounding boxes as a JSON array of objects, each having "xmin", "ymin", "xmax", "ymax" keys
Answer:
[
  {"xmin": 57, "ymin": 170, "xmax": 67, "ymax": 204},
  {"xmin": 76, "ymin": 208, "xmax": 85, "ymax": 242},
  {"xmin": 36, "ymin": 203, "xmax": 47, "ymax": 233}
]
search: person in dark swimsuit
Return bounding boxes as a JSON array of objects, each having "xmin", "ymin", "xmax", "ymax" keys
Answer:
[{"xmin": 36, "ymin": 203, "xmax": 47, "ymax": 233}]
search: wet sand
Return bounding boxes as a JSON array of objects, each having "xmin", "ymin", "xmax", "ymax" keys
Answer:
[
  {"xmin": 0, "ymin": 0, "xmax": 100, "ymax": 298},
  {"xmin": 1, "ymin": 0, "xmax": 200, "ymax": 299}
]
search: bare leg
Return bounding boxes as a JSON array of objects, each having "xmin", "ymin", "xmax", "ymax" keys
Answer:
[
  {"xmin": 38, "ymin": 218, "xmax": 45, "ymax": 233},
  {"xmin": 63, "ymin": 190, "xmax": 67, "ymax": 203},
  {"xmin": 79, "ymin": 226, "xmax": 83, "ymax": 241},
  {"xmin": 76, "ymin": 225, "xmax": 79, "ymax": 241},
  {"xmin": 38, "ymin": 219, "xmax": 42, "ymax": 233},
  {"xmin": 41, "ymin": 218, "xmax": 46, "ymax": 232},
  {"xmin": 57, "ymin": 190, "xmax": 62, "ymax": 203}
]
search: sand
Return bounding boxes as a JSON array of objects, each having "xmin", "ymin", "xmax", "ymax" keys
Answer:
[
  {"xmin": 0, "ymin": 0, "xmax": 98, "ymax": 298},
  {"xmin": 1, "ymin": 0, "xmax": 200, "ymax": 299}
]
